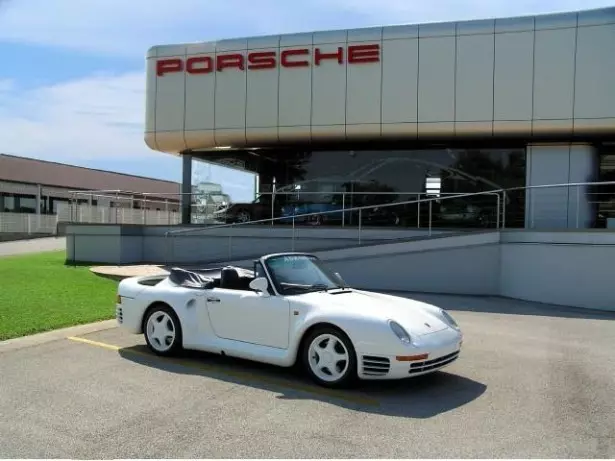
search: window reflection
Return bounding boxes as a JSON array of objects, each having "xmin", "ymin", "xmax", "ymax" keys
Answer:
[
  {"xmin": 200, "ymin": 147, "xmax": 527, "ymax": 229},
  {"xmin": 594, "ymin": 145, "xmax": 615, "ymax": 229}
]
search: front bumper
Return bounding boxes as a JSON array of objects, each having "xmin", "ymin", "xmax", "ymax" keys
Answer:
[{"xmin": 357, "ymin": 328, "xmax": 463, "ymax": 380}]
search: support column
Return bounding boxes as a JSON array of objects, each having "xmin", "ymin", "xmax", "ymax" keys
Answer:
[
  {"xmin": 36, "ymin": 184, "xmax": 42, "ymax": 215},
  {"xmin": 525, "ymin": 143, "xmax": 599, "ymax": 229},
  {"xmin": 181, "ymin": 153, "xmax": 193, "ymax": 225}
]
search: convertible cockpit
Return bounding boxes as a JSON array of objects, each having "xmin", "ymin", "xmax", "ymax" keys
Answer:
[
  {"xmin": 219, "ymin": 267, "xmax": 255, "ymax": 291},
  {"xmin": 167, "ymin": 266, "xmax": 257, "ymax": 291}
]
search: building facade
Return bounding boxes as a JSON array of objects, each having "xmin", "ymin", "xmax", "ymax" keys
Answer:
[
  {"xmin": 144, "ymin": 7, "xmax": 615, "ymax": 229},
  {"xmin": 0, "ymin": 154, "xmax": 181, "ymax": 214}
]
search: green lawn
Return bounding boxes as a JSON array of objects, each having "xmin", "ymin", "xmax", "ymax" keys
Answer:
[{"xmin": 0, "ymin": 251, "xmax": 118, "ymax": 341}]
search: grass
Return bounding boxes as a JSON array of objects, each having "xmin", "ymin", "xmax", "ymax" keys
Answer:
[{"xmin": 0, "ymin": 250, "xmax": 118, "ymax": 341}]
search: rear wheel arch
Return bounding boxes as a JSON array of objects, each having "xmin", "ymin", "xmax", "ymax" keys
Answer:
[
  {"xmin": 142, "ymin": 301, "xmax": 183, "ymax": 356},
  {"xmin": 141, "ymin": 301, "xmax": 178, "ymax": 332}
]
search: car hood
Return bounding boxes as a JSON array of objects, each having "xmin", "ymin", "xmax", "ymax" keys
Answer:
[{"xmin": 295, "ymin": 289, "xmax": 450, "ymax": 336}]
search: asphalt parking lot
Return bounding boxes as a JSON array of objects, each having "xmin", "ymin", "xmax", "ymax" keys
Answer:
[{"xmin": 1, "ymin": 294, "xmax": 614, "ymax": 458}]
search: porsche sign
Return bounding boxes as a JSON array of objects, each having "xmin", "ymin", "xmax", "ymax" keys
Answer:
[{"xmin": 156, "ymin": 43, "xmax": 380, "ymax": 76}]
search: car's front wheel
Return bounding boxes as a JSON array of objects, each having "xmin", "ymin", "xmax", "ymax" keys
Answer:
[
  {"xmin": 144, "ymin": 305, "xmax": 183, "ymax": 356},
  {"xmin": 302, "ymin": 326, "xmax": 357, "ymax": 388}
]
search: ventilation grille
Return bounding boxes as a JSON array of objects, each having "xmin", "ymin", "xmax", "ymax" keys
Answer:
[
  {"xmin": 116, "ymin": 307, "xmax": 123, "ymax": 324},
  {"xmin": 361, "ymin": 355, "xmax": 391, "ymax": 376},
  {"xmin": 409, "ymin": 351, "xmax": 459, "ymax": 374}
]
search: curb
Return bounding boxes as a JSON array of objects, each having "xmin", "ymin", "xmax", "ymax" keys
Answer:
[{"xmin": 0, "ymin": 319, "xmax": 117, "ymax": 354}]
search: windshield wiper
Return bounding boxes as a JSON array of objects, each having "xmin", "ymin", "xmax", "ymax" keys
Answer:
[{"xmin": 309, "ymin": 283, "xmax": 331, "ymax": 292}]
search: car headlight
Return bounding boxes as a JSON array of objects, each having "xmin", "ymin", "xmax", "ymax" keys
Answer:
[
  {"xmin": 388, "ymin": 320, "xmax": 412, "ymax": 344},
  {"xmin": 440, "ymin": 309, "xmax": 459, "ymax": 329}
]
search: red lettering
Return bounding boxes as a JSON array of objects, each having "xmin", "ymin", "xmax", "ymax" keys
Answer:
[
  {"xmin": 154, "ymin": 44, "xmax": 381, "ymax": 77},
  {"xmin": 348, "ymin": 44, "xmax": 380, "ymax": 64},
  {"xmin": 156, "ymin": 58, "xmax": 183, "ymax": 76},
  {"xmin": 216, "ymin": 53, "xmax": 245, "ymax": 71},
  {"xmin": 248, "ymin": 51, "xmax": 276, "ymax": 70},
  {"xmin": 186, "ymin": 56, "xmax": 214, "ymax": 74},
  {"xmin": 281, "ymin": 49, "xmax": 309, "ymax": 67},
  {"xmin": 314, "ymin": 47, "xmax": 343, "ymax": 65}
]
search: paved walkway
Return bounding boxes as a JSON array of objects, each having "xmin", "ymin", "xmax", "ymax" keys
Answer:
[
  {"xmin": 0, "ymin": 236, "xmax": 66, "ymax": 257},
  {"xmin": 90, "ymin": 265, "xmax": 169, "ymax": 278}
]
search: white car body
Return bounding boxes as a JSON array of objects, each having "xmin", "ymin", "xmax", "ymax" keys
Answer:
[{"xmin": 116, "ymin": 253, "xmax": 463, "ymax": 385}]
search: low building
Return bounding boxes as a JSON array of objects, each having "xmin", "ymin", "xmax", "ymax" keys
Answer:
[{"xmin": 0, "ymin": 153, "xmax": 181, "ymax": 214}]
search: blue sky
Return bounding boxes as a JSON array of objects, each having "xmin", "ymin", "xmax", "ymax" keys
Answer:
[{"xmin": 0, "ymin": 0, "xmax": 613, "ymax": 202}]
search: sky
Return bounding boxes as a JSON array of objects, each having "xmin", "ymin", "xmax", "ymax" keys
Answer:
[{"xmin": 0, "ymin": 0, "xmax": 613, "ymax": 202}]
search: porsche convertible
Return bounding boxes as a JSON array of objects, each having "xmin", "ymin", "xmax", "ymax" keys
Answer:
[{"xmin": 116, "ymin": 252, "xmax": 463, "ymax": 388}]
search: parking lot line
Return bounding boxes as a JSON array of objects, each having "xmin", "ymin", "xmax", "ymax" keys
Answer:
[
  {"xmin": 66, "ymin": 335, "xmax": 380, "ymax": 407},
  {"xmin": 67, "ymin": 336, "xmax": 121, "ymax": 351}
]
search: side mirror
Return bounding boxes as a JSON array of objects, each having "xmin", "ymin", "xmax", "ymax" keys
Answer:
[
  {"xmin": 333, "ymin": 272, "xmax": 346, "ymax": 286},
  {"xmin": 249, "ymin": 277, "xmax": 270, "ymax": 296}
]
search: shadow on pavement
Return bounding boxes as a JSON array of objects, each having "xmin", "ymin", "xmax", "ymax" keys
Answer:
[
  {"xmin": 384, "ymin": 291, "xmax": 615, "ymax": 321},
  {"xmin": 118, "ymin": 345, "xmax": 486, "ymax": 419}
]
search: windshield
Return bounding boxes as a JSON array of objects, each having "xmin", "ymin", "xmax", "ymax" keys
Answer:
[{"xmin": 264, "ymin": 254, "xmax": 346, "ymax": 294}]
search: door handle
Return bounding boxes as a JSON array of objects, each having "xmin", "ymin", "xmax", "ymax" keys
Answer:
[{"xmin": 206, "ymin": 297, "xmax": 220, "ymax": 303}]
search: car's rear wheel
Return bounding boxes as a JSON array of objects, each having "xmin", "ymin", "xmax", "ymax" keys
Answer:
[
  {"xmin": 144, "ymin": 305, "xmax": 182, "ymax": 356},
  {"xmin": 302, "ymin": 326, "xmax": 357, "ymax": 388}
]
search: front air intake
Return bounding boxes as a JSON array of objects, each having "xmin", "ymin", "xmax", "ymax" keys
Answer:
[{"xmin": 361, "ymin": 355, "xmax": 390, "ymax": 376}]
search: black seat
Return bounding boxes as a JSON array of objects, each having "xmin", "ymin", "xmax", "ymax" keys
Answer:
[{"xmin": 220, "ymin": 267, "xmax": 240, "ymax": 289}]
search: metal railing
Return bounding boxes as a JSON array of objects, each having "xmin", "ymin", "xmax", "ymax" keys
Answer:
[
  {"xmin": 66, "ymin": 189, "xmax": 228, "ymax": 225},
  {"xmin": 242, "ymin": 190, "xmax": 508, "ymax": 228},
  {"xmin": 0, "ymin": 212, "xmax": 59, "ymax": 235},
  {"xmin": 162, "ymin": 180, "xmax": 615, "ymax": 264}
]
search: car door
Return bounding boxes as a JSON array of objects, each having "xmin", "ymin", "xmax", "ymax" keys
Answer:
[{"xmin": 205, "ymin": 287, "xmax": 291, "ymax": 349}]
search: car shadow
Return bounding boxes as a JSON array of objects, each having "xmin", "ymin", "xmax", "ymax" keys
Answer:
[
  {"xmin": 118, "ymin": 345, "xmax": 486, "ymax": 419},
  {"xmin": 382, "ymin": 291, "xmax": 615, "ymax": 321}
]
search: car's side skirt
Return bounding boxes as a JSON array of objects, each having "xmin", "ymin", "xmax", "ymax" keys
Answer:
[{"xmin": 182, "ymin": 336, "xmax": 298, "ymax": 368}]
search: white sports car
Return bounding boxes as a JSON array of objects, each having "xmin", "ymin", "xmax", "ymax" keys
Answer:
[{"xmin": 116, "ymin": 252, "xmax": 463, "ymax": 388}]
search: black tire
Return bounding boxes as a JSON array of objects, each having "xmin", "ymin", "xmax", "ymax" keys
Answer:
[
  {"xmin": 143, "ymin": 304, "xmax": 183, "ymax": 356},
  {"xmin": 302, "ymin": 326, "xmax": 358, "ymax": 388},
  {"xmin": 236, "ymin": 209, "xmax": 251, "ymax": 223}
]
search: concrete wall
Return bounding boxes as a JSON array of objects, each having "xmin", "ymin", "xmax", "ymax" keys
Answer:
[
  {"xmin": 66, "ymin": 223, "xmax": 454, "ymax": 264},
  {"xmin": 66, "ymin": 223, "xmax": 614, "ymax": 311},
  {"xmin": 321, "ymin": 230, "xmax": 614, "ymax": 311},
  {"xmin": 499, "ymin": 231, "xmax": 614, "ymax": 310},
  {"xmin": 321, "ymin": 232, "xmax": 501, "ymax": 296},
  {"xmin": 214, "ymin": 230, "xmax": 615, "ymax": 311},
  {"xmin": 66, "ymin": 225, "xmax": 124, "ymax": 264}
]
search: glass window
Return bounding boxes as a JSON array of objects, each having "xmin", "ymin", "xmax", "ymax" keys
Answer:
[
  {"xmin": 254, "ymin": 261, "xmax": 266, "ymax": 278},
  {"xmin": 595, "ymin": 145, "xmax": 615, "ymax": 229},
  {"xmin": 18, "ymin": 195, "xmax": 37, "ymax": 213},
  {"xmin": 265, "ymin": 254, "xmax": 342, "ymax": 294},
  {"xmin": 1, "ymin": 193, "xmax": 16, "ymax": 212},
  {"xmin": 197, "ymin": 146, "xmax": 527, "ymax": 229}
]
